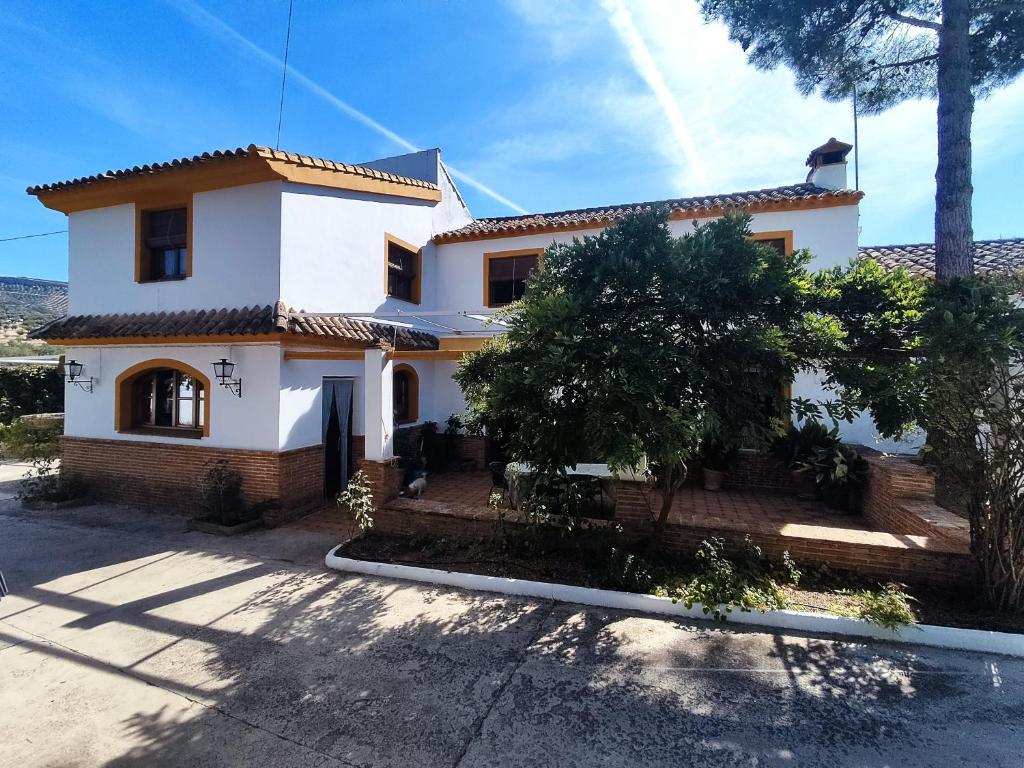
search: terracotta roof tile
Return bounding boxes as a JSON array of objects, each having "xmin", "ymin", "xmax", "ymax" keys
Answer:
[
  {"xmin": 434, "ymin": 183, "xmax": 862, "ymax": 243},
  {"xmin": 26, "ymin": 145, "xmax": 437, "ymax": 195},
  {"xmin": 859, "ymin": 238, "xmax": 1024, "ymax": 278},
  {"xmin": 29, "ymin": 302, "xmax": 439, "ymax": 351}
]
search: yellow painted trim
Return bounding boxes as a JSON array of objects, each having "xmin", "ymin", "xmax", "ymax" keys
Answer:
[
  {"xmin": 135, "ymin": 198, "xmax": 193, "ymax": 283},
  {"xmin": 269, "ymin": 161, "xmax": 441, "ymax": 203},
  {"xmin": 435, "ymin": 195, "xmax": 862, "ymax": 244},
  {"xmin": 384, "ymin": 232, "xmax": 423, "ymax": 305},
  {"xmin": 482, "ymin": 248, "xmax": 543, "ymax": 308},
  {"xmin": 284, "ymin": 349, "xmax": 468, "ymax": 361},
  {"xmin": 114, "ymin": 358, "xmax": 211, "ymax": 438},
  {"xmin": 284, "ymin": 350, "xmax": 364, "ymax": 361},
  {"xmin": 392, "ymin": 363, "xmax": 419, "ymax": 424},
  {"xmin": 33, "ymin": 154, "xmax": 440, "ymax": 214},
  {"xmin": 47, "ymin": 333, "xmax": 374, "ymax": 349},
  {"xmin": 438, "ymin": 336, "xmax": 490, "ymax": 352},
  {"xmin": 751, "ymin": 230, "xmax": 795, "ymax": 256}
]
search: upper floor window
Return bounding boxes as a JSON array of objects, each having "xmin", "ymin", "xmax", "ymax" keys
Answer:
[
  {"xmin": 484, "ymin": 249, "xmax": 541, "ymax": 307},
  {"xmin": 140, "ymin": 207, "xmax": 188, "ymax": 282},
  {"xmin": 750, "ymin": 231, "xmax": 793, "ymax": 257},
  {"xmin": 386, "ymin": 234, "xmax": 421, "ymax": 304},
  {"xmin": 116, "ymin": 361, "xmax": 209, "ymax": 438}
]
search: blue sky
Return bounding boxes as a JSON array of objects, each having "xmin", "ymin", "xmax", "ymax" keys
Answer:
[{"xmin": 1, "ymin": 0, "xmax": 1022, "ymax": 282}]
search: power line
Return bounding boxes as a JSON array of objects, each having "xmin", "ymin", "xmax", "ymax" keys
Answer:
[
  {"xmin": 0, "ymin": 230, "xmax": 68, "ymax": 243},
  {"xmin": 275, "ymin": 0, "xmax": 295, "ymax": 150}
]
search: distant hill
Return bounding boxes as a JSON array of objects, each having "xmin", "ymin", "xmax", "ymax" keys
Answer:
[{"xmin": 0, "ymin": 276, "xmax": 68, "ymax": 356}]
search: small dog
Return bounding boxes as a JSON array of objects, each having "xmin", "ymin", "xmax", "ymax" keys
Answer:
[{"xmin": 406, "ymin": 476, "xmax": 428, "ymax": 498}]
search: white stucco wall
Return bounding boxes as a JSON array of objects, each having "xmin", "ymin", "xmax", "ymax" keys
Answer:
[
  {"xmin": 279, "ymin": 357, "xmax": 365, "ymax": 451},
  {"xmin": 278, "ymin": 184, "xmax": 437, "ymax": 314},
  {"xmin": 62, "ymin": 343, "xmax": 282, "ymax": 450},
  {"xmin": 434, "ymin": 204, "xmax": 861, "ymax": 314},
  {"xmin": 67, "ymin": 182, "xmax": 283, "ymax": 315}
]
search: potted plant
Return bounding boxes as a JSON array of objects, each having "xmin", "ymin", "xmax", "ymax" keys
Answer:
[
  {"xmin": 806, "ymin": 442, "xmax": 869, "ymax": 513},
  {"xmin": 699, "ymin": 440, "xmax": 737, "ymax": 492},
  {"xmin": 771, "ymin": 421, "xmax": 840, "ymax": 500}
]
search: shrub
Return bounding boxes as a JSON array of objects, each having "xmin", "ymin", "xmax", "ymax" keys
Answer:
[
  {"xmin": 653, "ymin": 536, "xmax": 801, "ymax": 620},
  {"xmin": 18, "ymin": 456, "xmax": 86, "ymax": 504},
  {"xmin": 198, "ymin": 460, "xmax": 250, "ymax": 526},
  {"xmin": 0, "ymin": 365, "xmax": 63, "ymax": 424},
  {"xmin": 601, "ymin": 547, "xmax": 655, "ymax": 593},
  {"xmin": 0, "ymin": 414, "xmax": 63, "ymax": 460},
  {"xmin": 337, "ymin": 470, "xmax": 374, "ymax": 533},
  {"xmin": 851, "ymin": 589, "xmax": 917, "ymax": 630}
]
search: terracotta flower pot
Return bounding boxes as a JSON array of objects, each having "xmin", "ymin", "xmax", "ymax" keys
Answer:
[{"xmin": 703, "ymin": 468, "xmax": 727, "ymax": 492}]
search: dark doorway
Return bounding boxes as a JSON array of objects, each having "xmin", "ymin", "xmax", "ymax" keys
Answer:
[{"xmin": 322, "ymin": 378, "xmax": 353, "ymax": 499}]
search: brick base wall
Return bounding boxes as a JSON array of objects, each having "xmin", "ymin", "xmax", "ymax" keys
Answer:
[
  {"xmin": 62, "ymin": 436, "xmax": 325, "ymax": 525},
  {"xmin": 728, "ymin": 452, "xmax": 793, "ymax": 492},
  {"xmin": 356, "ymin": 457, "xmax": 404, "ymax": 508}
]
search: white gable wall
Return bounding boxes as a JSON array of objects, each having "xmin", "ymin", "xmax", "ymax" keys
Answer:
[
  {"xmin": 67, "ymin": 182, "xmax": 283, "ymax": 316},
  {"xmin": 278, "ymin": 184, "xmax": 436, "ymax": 314}
]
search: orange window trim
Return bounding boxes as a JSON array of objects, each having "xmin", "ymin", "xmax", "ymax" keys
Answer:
[
  {"xmin": 384, "ymin": 232, "xmax": 423, "ymax": 305},
  {"xmin": 750, "ymin": 230, "xmax": 795, "ymax": 256},
  {"xmin": 114, "ymin": 358, "xmax": 211, "ymax": 438},
  {"xmin": 135, "ymin": 196, "xmax": 194, "ymax": 283},
  {"xmin": 482, "ymin": 248, "xmax": 543, "ymax": 308}
]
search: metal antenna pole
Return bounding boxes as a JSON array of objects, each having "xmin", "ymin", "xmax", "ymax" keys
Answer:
[
  {"xmin": 275, "ymin": 0, "xmax": 295, "ymax": 150},
  {"xmin": 852, "ymin": 85, "xmax": 860, "ymax": 191}
]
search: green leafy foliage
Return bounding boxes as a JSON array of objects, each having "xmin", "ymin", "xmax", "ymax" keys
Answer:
[
  {"xmin": 0, "ymin": 414, "xmax": 63, "ymax": 460},
  {"xmin": 0, "ymin": 365, "xmax": 63, "ymax": 425},
  {"xmin": 456, "ymin": 211, "xmax": 824, "ymax": 535},
  {"xmin": 831, "ymin": 586, "xmax": 917, "ymax": 631},
  {"xmin": 197, "ymin": 460, "xmax": 252, "ymax": 526},
  {"xmin": 653, "ymin": 536, "xmax": 802, "ymax": 620},
  {"xmin": 18, "ymin": 456, "xmax": 86, "ymax": 504},
  {"xmin": 338, "ymin": 470, "xmax": 375, "ymax": 533},
  {"xmin": 699, "ymin": 1, "xmax": 1023, "ymax": 112}
]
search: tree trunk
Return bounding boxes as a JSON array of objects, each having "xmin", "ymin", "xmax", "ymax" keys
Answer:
[
  {"xmin": 934, "ymin": 0, "xmax": 975, "ymax": 280},
  {"xmin": 650, "ymin": 461, "xmax": 686, "ymax": 544}
]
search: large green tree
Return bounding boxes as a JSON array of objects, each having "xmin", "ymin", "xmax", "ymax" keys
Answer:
[
  {"xmin": 456, "ymin": 212, "xmax": 820, "ymax": 537},
  {"xmin": 700, "ymin": 0, "xmax": 1024, "ymax": 280}
]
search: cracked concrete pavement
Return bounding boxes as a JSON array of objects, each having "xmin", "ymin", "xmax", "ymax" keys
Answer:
[{"xmin": 1, "ymin": 497, "xmax": 1022, "ymax": 767}]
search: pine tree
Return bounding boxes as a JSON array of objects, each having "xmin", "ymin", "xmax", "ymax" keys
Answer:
[{"xmin": 700, "ymin": 0, "xmax": 1024, "ymax": 280}]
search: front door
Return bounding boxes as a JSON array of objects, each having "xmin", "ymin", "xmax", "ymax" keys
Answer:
[{"xmin": 322, "ymin": 378, "xmax": 353, "ymax": 498}]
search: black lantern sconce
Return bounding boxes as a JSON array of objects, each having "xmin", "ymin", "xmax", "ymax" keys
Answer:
[
  {"xmin": 212, "ymin": 358, "xmax": 242, "ymax": 397},
  {"xmin": 64, "ymin": 359, "xmax": 94, "ymax": 393}
]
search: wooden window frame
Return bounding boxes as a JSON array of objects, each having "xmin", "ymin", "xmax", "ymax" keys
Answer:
[
  {"xmin": 115, "ymin": 359, "xmax": 211, "ymax": 438},
  {"xmin": 384, "ymin": 233, "xmax": 422, "ymax": 305},
  {"xmin": 392, "ymin": 363, "xmax": 419, "ymax": 425},
  {"xmin": 482, "ymin": 248, "xmax": 542, "ymax": 308},
  {"xmin": 750, "ymin": 230, "xmax": 794, "ymax": 256},
  {"xmin": 135, "ymin": 198, "xmax": 193, "ymax": 283}
]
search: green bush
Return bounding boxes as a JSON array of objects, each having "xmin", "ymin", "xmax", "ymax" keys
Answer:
[
  {"xmin": 18, "ymin": 456, "xmax": 86, "ymax": 503},
  {"xmin": 197, "ymin": 460, "xmax": 252, "ymax": 526},
  {"xmin": 0, "ymin": 365, "xmax": 63, "ymax": 425},
  {"xmin": 653, "ymin": 536, "xmax": 801, "ymax": 620},
  {"xmin": 0, "ymin": 414, "xmax": 63, "ymax": 460},
  {"xmin": 337, "ymin": 469, "xmax": 375, "ymax": 533}
]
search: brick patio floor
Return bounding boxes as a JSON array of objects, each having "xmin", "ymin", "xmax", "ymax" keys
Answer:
[{"xmin": 365, "ymin": 471, "xmax": 872, "ymax": 535}]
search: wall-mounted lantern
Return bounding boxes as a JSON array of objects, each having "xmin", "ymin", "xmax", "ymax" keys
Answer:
[
  {"xmin": 65, "ymin": 359, "xmax": 94, "ymax": 393},
  {"xmin": 212, "ymin": 358, "xmax": 242, "ymax": 397}
]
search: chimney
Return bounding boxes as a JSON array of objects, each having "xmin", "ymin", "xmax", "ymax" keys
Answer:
[{"xmin": 805, "ymin": 137, "xmax": 853, "ymax": 190}]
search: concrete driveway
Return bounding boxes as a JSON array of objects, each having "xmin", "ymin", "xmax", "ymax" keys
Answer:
[{"xmin": 1, "ymin": 499, "xmax": 1022, "ymax": 767}]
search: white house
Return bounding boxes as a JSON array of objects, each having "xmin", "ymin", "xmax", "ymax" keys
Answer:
[{"xmin": 30, "ymin": 138, "xmax": 887, "ymax": 517}]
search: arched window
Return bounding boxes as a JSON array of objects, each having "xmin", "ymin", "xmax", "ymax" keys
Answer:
[
  {"xmin": 116, "ymin": 360, "xmax": 210, "ymax": 438},
  {"xmin": 393, "ymin": 364, "xmax": 419, "ymax": 425}
]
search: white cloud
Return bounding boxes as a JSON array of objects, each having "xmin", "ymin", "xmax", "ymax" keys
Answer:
[{"xmin": 500, "ymin": 0, "xmax": 1024, "ymax": 241}]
